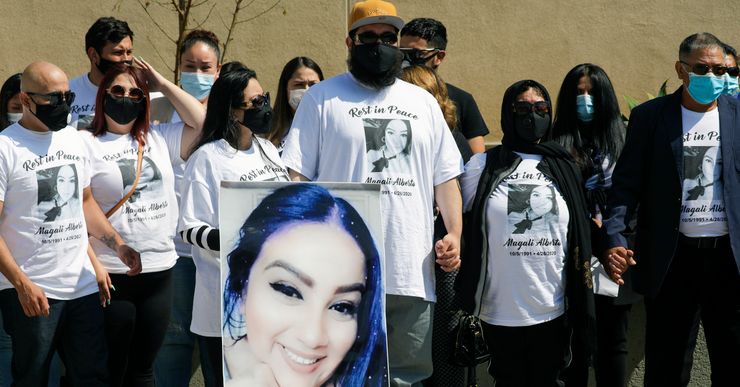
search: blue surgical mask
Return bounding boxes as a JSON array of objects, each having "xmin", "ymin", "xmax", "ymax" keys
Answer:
[
  {"xmin": 179, "ymin": 72, "xmax": 216, "ymax": 101},
  {"xmin": 576, "ymin": 94, "xmax": 594, "ymax": 122},
  {"xmin": 723, "ymin": 73, "xmax": 739, "ymax": 96},
  {"xmin": 687, "ymin": 72, "xmax": 725, "ymax": 104},
  {"xmin": 6, "ymin": 112, "xmax": 22, "ymax": 125}
]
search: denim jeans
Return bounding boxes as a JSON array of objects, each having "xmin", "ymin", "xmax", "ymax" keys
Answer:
[
  {"xmin": 0, "ymin": 290, "xmax": 108, "ymax": 387},
  {"xmin": 154, "ymin": 257, "xmax": 217, "ymax": 387}
]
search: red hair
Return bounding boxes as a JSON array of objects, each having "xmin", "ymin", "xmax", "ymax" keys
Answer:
[{"xmin": 90, "ymin": 64, "xmax": 150, "ymax": 144}]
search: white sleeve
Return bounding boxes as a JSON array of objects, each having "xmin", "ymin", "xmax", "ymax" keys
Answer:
[
  {"xmin": 431, "ymin": 100, "xmax": 464, "ymax": 186},
  {"xmin": 461, "ymin": 153, "xmax": 487, "ymax": 212},
  {"xmin": 74, "ymin": 132, "xmax": 92, "ymax": 189},
  {"xmin": 178, "ymin": 154, "xmax": 217, "ymax": 233},
  {"xmin": 281, "ymin": 92, "xmax": 321, "ymax": 180},
  {"xmin": 0, "ymin": 142, "xmax": 10, "ymax": 201},
  {"xmin": 152, "ymin": 122, "xmax": 185, "ymax": 165}
]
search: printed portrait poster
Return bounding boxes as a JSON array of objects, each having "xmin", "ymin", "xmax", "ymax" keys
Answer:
[{"xmin": 219, "ymin": 181, "xmax": 389, "ymax": 387}]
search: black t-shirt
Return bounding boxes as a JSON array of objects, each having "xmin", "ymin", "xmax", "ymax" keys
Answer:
[{"xmin": 446, "ymin": 82, "xmax": 489, "ymax": 140}]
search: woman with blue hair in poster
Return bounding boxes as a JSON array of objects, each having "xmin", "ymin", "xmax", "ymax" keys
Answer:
[{"xmin": 223, "ymin": 184, "xmax": 388, "ymax": 387}]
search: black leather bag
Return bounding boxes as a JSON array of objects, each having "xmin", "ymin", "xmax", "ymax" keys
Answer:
[{"xmin": 450, "ymin": 313, "xmax": 491, "ymax": 367}]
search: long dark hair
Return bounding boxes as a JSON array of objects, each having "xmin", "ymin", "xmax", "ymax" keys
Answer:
[
  {"xmin": 0, "ymin": 73, "xmax": 22, "ymax": 130},
  {"xmin": 224, "ymin": 184, "xmax": 387, "ymax": 386},
  {"xmin": 551, "ymin": 63, "xmax": 625, "ymax": 169},
  {"xmin": 90, "ymin": 64, "xmax": 151, "ymax": 144},
  {"xmin": 268, "ymin": 57, "xmax": 324, "ymax": 146},
  {"xmin": 190, "ymin": 67, "xmax": 257, "ymax": 155}
]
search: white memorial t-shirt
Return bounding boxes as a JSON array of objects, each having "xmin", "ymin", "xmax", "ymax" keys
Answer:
[
  {"xmin": 282, "ymin": 72, "xmax": 464, "ymax": 302},
  {"xmin": 679, "ymin": 107, "xmax": 727, "ymax": 237},
  {"xmin": 80, "ymin": 123, "xmax": 184, "ymax": 274},
  {"xmin": 0, "ymin": 124, "xmax": 97, "ymax": 300},
  {"xmin": 69, "ymin": 74, "xmax": 99, "ymax": 130},
  {"xmin": 179, "ymin": 137, "xmax": 288, "ymax": 337},
  {"xmin": 462, "ymin": 152, "xmax": 568, "ymax": 327}
]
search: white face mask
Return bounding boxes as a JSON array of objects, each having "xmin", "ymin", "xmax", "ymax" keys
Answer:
[
  {"xmin": 288, "ymin": 88, "xmax": 308, "ymax": 111},
  {"xmin": 6, "ymin": 112, "xmax": 22, "ymax": 125}
]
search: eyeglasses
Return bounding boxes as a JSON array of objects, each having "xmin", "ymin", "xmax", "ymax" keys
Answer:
[
  {"xmin": 727, "ymin": 66, "xmax": 740, "ymax": 78},
  {"xmin": 400, "ymin": 48, "xmax": 441, "ymax": 64},
  {"xmin": 354, "ymin": 31, "xmax": 398, "ymax": 46},
  {"xmin": 679, "ymin": 61, "xmax": 731, "ymax": 76},
  {"xmin": 26, "ymin": 91, "xmax": 75, "ymax": 106},
  {"xmin": 240, "ymin": 92, "xmax": 270, "ymax": 109},
  {"xmin": 107, "ymin": 85, "xmax": 146, "ymax": 102},
  {"xmin": 513, "ymin": 101, "xmax": 551, "ymax": 115}
]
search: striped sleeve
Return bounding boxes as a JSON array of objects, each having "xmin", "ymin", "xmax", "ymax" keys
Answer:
[{"xmin": 180, "ymin": 225, "xmax": 220, "ymax": 251}]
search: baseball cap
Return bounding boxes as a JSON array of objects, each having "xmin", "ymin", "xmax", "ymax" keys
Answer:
[{"xmin": 348, "ymin": 0, "xmax": 405, "ymax": 32}]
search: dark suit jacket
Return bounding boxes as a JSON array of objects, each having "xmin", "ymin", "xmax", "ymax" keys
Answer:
[{"xmin": 602, "ymin": 88, "xmax": 740, "ymax": 298}]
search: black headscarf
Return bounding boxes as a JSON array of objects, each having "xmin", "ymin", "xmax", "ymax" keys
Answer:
[{"xmin": 461, "ymin": 79, "xmax": 596, "ymax": 364}]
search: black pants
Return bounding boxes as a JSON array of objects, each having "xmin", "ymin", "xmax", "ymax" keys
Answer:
[
  {"xmin": 0, "ymin": 291, "xmax": 108, "ymax": 386},
  {"xmin": 105, "ymin": 269, "xmax": 173, "ymax": 387},
  {"xmin": 197, "ymin": 336, "xmax": 223, "ymax": 387},
  {"xmin": 562, "ymin": 296, "xmax": 632, "ymax": 387},
  {"xmin": 481, "ymin": 316, "xmax": 567, "ymax": 387},
  {"xmin": 644, "ymin": 239, "xmax": 740, "ymax": 387}
]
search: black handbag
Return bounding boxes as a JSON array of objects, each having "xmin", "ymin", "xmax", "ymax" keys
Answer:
[{"xmin": 450, "ymin": 313, "xmax": 490, "ymax": 367}]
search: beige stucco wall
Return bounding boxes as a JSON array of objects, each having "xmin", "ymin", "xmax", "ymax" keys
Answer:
[
  {"xmin": 1, "ymin": 0, "xmax": 737, "ymax": 143},
  {"xmin": 0, "ymin": 2, "xmax": 732, "ymax": 385}
]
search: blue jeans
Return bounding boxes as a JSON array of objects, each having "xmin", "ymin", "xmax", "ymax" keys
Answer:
[
  {"xmin": 0, "ymin": 290, "xmax": 108, "ymax": 387},
  {"xmin": 0, "ymin": 311, "xmax": 62, "ymax": 387},
  {"xmin": 154, "ymin": 257, "xmax": 216, "ymax": 387}
]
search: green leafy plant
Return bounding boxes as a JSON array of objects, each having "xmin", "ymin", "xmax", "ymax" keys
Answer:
[{"xmin": 621, "ymin": 80, "xmax": 668, "ymax": 123}]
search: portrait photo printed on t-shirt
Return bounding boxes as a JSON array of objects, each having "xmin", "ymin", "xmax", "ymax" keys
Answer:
[
  {"xmin": 363, "ymin": 118, "xmax": 413, "ymax": 174},
  {"xmin": 116, "ymin": 156, "xmax": 164, "ymax": 203},
  {"xmin": 683, "ymin": 146, "xmax": 722, "ymax": 201},
  {"xmin": 36, "ymin": 163, "xmax": 81, "ymax": 222},
  {"xmin": 507, "ymin": 183, "xmax": 559, "ymax": 235},
  {"xmin": 75, "ymin": 114, "xmax": 94, "ymax": 130}
]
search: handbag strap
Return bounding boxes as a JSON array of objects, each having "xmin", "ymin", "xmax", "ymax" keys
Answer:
[{"xmin": 105, "ymin": 141, "xmax": 144, "ymax": 218}]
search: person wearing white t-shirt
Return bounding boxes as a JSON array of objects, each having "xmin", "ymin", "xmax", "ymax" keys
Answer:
[
  {"xmin": 69, "ymin": 17, "xmax": 134, "ymax": 130},
  {"xmin": 0, "ymin": 61, "xmax": 141, "ymax": 387},
  {"xmin": 458, "ymin": 80, "xmax": 596, "ymax": 386},
  {"xmin": 179, "ymin": 66, "xmax": 288, "ymax": 387},
  {"xmin": 150, "ymin": 29, "xmax": 224, "ymax": 387},
  {"xmin": 280, "ymin": 2, "xmax": 463, "ymax": 385},
  {"xmin": 80, "ymin": 59, "xmax": 205, "ymax": 387}
]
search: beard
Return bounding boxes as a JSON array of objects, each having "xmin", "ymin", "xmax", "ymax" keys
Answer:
[{"xmin": 347, "ymin": 43, "xmax": 403, "ymax": 90}]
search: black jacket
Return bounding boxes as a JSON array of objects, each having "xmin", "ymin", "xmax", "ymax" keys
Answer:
[{"xmin": 602, "ymin": 88, "xmax": 740, "ymax": 297}]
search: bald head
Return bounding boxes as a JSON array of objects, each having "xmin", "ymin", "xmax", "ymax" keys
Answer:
[{"xmin": 21, "ymin": 61, "xmax": 69, "ymax": 94}]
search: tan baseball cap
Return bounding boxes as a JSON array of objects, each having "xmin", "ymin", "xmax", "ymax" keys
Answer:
[{"xmin": 348, "ymin": 0, "xmax": 405, "ymax": 32}]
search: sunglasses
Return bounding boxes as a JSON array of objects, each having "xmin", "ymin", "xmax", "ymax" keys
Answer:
[
  {"xmin": 513, "ymin": 101, "xmax": 551, "ymax": 115},
  {"xmin": 679, "ymin": 61, "xmax": 733, "ymax": 76},
  {"xmin": 107, "ymin": 85, "xmax": 146, "ymax": 102},
  {"xmin": 354, "ymin": 31, "xmax": 398, "ymax": 46},
  {"xmin": 400, "ymin": 48, "xmax": 441, "ymax": 64},
  {"xmin": 727, "ymin": 66, "xmax": 740, "ymax": 78},
  {"xmin": 26, "ymin": 91, "xmax": 75, "ymax": 106},
  {"xmin": 240, "ymin": 92, "xmax": 270, "ymax": 109}
]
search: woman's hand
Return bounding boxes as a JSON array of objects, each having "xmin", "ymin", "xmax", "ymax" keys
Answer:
[
  {"xmin": 117, "ymin": 244, "xmax": 142, "ymax": 276},
  {"xmin": 96, "ymin": 265, "xmax": 113, "ymax": 307},
  {"xmin": 88, "ymin": 243, "xmax": 114, "ymax": 306},
  {"xmin": 134, "ymin": 57, "xmax": 166, "ymax": 92},
  {"xmin": 435, "ymin": 233, "xmax": 461, "ymax": 272}
]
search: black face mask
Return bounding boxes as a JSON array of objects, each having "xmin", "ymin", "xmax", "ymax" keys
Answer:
[
  {"xmin": 104, "ymin": 94, "xmax": 143, "ymax": 125},
  {"xmin": 31, "ymin": 101, "xmax": 71, "ymax": 132},
  {"xmin": 349, "ymin": 43, "xmax": 403, "ymax": 89},
  {"xmin": 514, "ymin": 112, "xmax": 550, "ymax": 143},
  {"xmin": 241, "ymin": 104, "xmax": 273, "ymax": 135},
  {"xmin": 96, "ymin": 55, "xmax": 133, "ymax": 76}
]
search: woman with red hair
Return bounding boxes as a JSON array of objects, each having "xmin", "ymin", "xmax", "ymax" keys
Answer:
[{"xmin": 79, "ymin": 58, "xmax": 204, "ymax": 387}]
